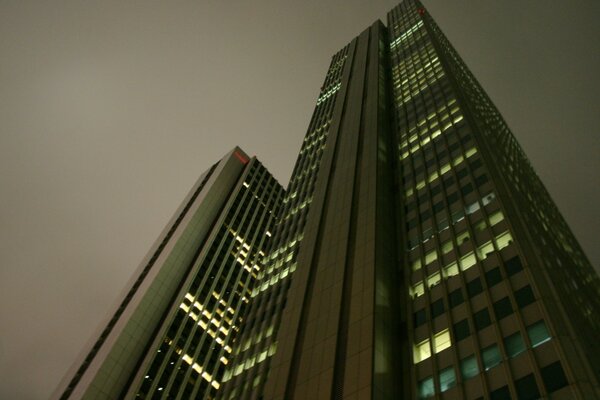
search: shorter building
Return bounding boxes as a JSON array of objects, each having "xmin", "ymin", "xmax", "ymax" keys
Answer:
[{"xmin": 52, "ymin": 147, "xmax": 284, "ymax": 400}]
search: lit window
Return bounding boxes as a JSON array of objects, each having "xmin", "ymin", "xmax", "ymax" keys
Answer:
[
  {"xmin": 439, "ymin": 367, "xmax": 456, "ymax": 392},
  {"xmin": 488, "ymin": 210, "xmax": 504, "ymax": 226},
  {"xmin": 459, "ymin": 253, "xmax": 476, "ymax": 271},
  {"xmin": 411, "ymin": 282, "xmax": 425, "ymax": 298},
  {"xmin": 425, "ymin": 250, "xmax": 437, "ymax": 265},
  {"xmin": 527, "ymin": 320, "xmax": 551, "ymax": 347},
  {"xmin": 441, "ymin": 240, "xmax": 453, "ymax": 254},
  {"xmin": 443, "ymin": 261, "xmax": 459, "ymax": 278},
  {"xmin": 495, "ymin": 231, "xmax": 513, "ymax": 250},
  {"xmin": 427, "ymin": 272, "xmax": 441, "ymax": 288},
  {"xmin": 413, "ymin": 339, "xmax": 431, "ymax": 363},
  {"xmin": 477, "ymin": 240, "xmax": 495, "ymax": 260},
  {"xmin": 433, "ymin": 329, "xmax": 451, "ymax": 353},
  {"xmin": 482, "ymin": 344, "xmax": 501, "ymax": 370},
  {"xmin": 460, "ymin": 355, "xmax": 479, "ymax": 380},
  {"xmin": 412, "ymin": 258, "xmax": 422, "ymax": 271},
  {"xmin": 418, "ymin": 376, "xmax": 434, "ymax": 399},
  {"xmin": 504, "ymin": 332, "xmax": 526, "ymax": 358}
]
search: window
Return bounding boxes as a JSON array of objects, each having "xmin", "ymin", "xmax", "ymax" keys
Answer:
[
  {"xmin": 453, "ymin": 319, "xmax": 470, "ymax": 342},
  {"xmin": 493, "ymin": 297, "xmax": 513, "ymax": 320},
  {"xmin": 427, "ymin": 272, "xmax": 441, "ymax": 288},
  {"xmin": 541, "ymin": 361, "xmax": 569, "ymax": 393},
  {"xmin": 514, "ymin": 285, "xmax": 535, "ymax": 308},
  {"xmin": 505, "ymin": 255, "xmax": 523, "ymax": 276},
  {"xmin": 425, "ymin": 249, "xmax": 438, "ymax": 265},
  {"xmin": 504, "ymin": 332, "xmax": 526, "ymax": 358},
  {"xmin": 467, "ymin": 277, "xmax": 483, "ymax": 297},
  {"xmin": 485, "ymin": 267, "xmax": 502, "ymax": 287},
  {"xmin": 433, "ymin": 329, "xmax": 452, "ymax": 353},
  {"xmin": 418, "ymin": 376, "xmax": 434, "ymax": 399},
  {"xmin": 414, "ymin": 309, "xmax": 427, "ymax": 327},
  {"xmin": 527, "ymin": 320, "xmax": 551, "ymax": 347},
  {"xmin": 414, "ymin": 339, "xmax": 431, "ymax": 363},
  {"xmin": 460, "ymin": 355, "xmax": 479, "ymax": 380},
  {"xmin": 482, "ymin": 344, "xmax": 501, "ymax": 370},
  {"xmin": 431, "ymin": 299, "xmax": 445, "ymax": 318},
  {"xmin": 443, "ymin": 261, "xmax": 459, "ymax": 278},
  {"xmin": 439, "ymin": 367, "xmax": 456, "ymax": 392},
  {"xmin": 495, "ymin": 231, "xmax": 513, "ymax": 250},
  {"xmin": 515, "ymin": 374, "xmax": 540, "ymax": 400},
  {"xmin": 411, "ymin": 282, "xmax": 425, "ymax": 298},
  {"xmin": 441, "ymin": 240, "xmax": 453, "ymax": 254},
  {"xmin": 490, "ymin": 385, "xmax": 510, "ymax": 400},
  {"xmin": 460, "ymin": 253, "xmax": 476, "ymax": 271},
  {"xmin": 474, "ymin": 308, "xmax": 491, "ymax": 331},
  {"xmin": 448, "ymin": 288, "xmax": 464, "ymax": 308}
]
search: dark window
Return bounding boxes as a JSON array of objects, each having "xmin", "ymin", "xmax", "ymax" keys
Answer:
[
  {"xmin": 490, "ymin": 386, "xmax": 510, "ymax": 400},
  {"xmin": 505, "ymin": 256, "xmax": 523, "ymax": 276},
  {"xmin": 475, "ymin": 174, "xmax": 488, "ymax": 187},
  {"xmin": 431, "ymin": 299, "xmax": 445, "ymax": 318},
  {"xmin": 504, "ymin": 332, "xmax": 526, "ymax": 358},
  {"xmin": 527, "ymin": 320, "xmax": 551, "ymax": 347},
  {"xmin": 515, "ymin": 285, "xmax": 535, "ymax": 308},
  {"xmin": 515, "ymin": 374, "xmax": 540, "ymax": 400},
  {"xmin": 469, "ymin": 158, "xmax": 483, "ymax": 171},
  {"xmin": 474, "ymin": 308, "xmax": 491, "ymax": 330},
  {"xmin": 433, "ymin": 201, "xmax": 444, "ymax": 213},
  {"xmin": 493, "ymin": 297, "xmax": 513, "ymax": 320},
  {"xmin": 431, "ymin": 184, "xmax": 442, "ymax": 196},
  {"xmin": 457, "ymin": 168, "xmax": 469, "ymax": 180},
  {"xmin": 541, "ymin": 361, "xmax": 569, "ymax": 393},
  {"xmin": 446, "ymin": 191, "xmax": 458, "ymax": 205},
  {"xmin": 461, "ymin": 183, "xmax": 473, "ymax": 196},
  {"xmin": 414, "ymin": 309, "xmax": 427, "ymax": 327},
  {"xmin": 467, "ymin": 277, "xmax": 483, "ymax": 297},
  {"xmin": 485, "ymin": 267, "xmax": 502, "ymax": 287},
  {"xmin": 453, "ymin": 319, "xmax": 470, "ymax": 342},
  {"xmin": 448, "ymin": 288, "xmax": 464, "ymax": 308}
]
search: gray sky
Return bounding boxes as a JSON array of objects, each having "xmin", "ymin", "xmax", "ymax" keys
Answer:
[{"xmin": 1, "ymin": 1, "xmax": 598, "ymax": 398}]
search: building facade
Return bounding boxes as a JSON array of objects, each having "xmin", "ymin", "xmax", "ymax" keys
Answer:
[
  {"xmin": 219, "ymin": 1, "xmax": 600, "ymax": 400},
  {"xmin": 52, "ymin": 147, "xmax": 284, "ymax": 400},
  {"xmin": 54, "ymin": 1, "xmax": 600, "ymax": 399}
]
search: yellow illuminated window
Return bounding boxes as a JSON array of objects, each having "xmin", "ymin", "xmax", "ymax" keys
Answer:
[
  {"xmin": 411, "ymin": 282, "xmax": 425, "ymax": 298},
  {"xmin": 413, "ymin": 339, "xmax": 431, "ymax": 363},
  {"xmin": 427, "ymin": 272, "xmax": 441, "ymax": 288},
  {"xmin": 489, "ymin": 211, "xmax": 504, "ymax": 226},
  {"xmin": 412, "ymin": 258, "xmax": 422, "ymax": 271},
  {"xmin": 433, "ymin": 329, "xmax": 452, "ymax": 353},
  {"xmin": 495, "ymin": 231, "xmax": 513, "ymax": 250},
  {"xmin": 425, "ymin": 250, "xmax": 438, "ymax": 265},
  {"xmin": 441, "ymin": 240, "xmax": 453, "ymax": 254},
  {"xmin": 459, "ymin": 253, "xmax": 476, "ymax": 271},
  {"xmin": 443, "ymin": 261, "xmax": 459, "ymax": 278},
  {"xmin": 477, "ymin": 241, "xmax": 495, "ymax": 259}
]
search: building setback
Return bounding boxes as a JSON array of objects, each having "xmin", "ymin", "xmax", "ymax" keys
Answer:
[
  {"xmin": 54, "ymin": 1, "xmax": 600, "ymax": 399},
  {"xmin": 52, "ymin": 147, "xmax": 284, "ymax": 399},
  {"xmin": 219, "ymin": 1, "xmax": 600, "ymax": 399}
]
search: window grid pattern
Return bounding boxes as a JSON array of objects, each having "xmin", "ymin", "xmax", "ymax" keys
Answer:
[
  {"xmin": 218, "ymin": 46, "xmax": 351, "ymax": 399},
  {"xmin": 133, "ymin": 161, "xmax": 283, "ymax": 400}
]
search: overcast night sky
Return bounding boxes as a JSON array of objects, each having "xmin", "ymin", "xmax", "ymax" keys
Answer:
[{"xmin": 0, "ymin": 1, "xmax": 598, "ymax": 398}]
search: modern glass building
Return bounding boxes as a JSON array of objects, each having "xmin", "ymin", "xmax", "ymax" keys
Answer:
[
  {"xmin": 52, "ymin": 147, "xmax": 284, "ymax": 400},
  {"xmin": 219, "ymin": 1, "xmax": 600, "ymax": 399},
  {"xmin": 54, "ymin": 1, "xmax": 599, "ymax": 399}
]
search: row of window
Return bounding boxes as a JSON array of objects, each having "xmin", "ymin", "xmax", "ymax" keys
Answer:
[{"xmin": 418, "ymin": 320, "xmax": 554, "ymax": 398}]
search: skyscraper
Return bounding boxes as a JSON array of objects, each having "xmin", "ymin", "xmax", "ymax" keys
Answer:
[
  {"xmin": 219, "ymin": 1, "xmax": 600, "ymax": 399},
  {"xmin": 52, "ymin": 147, "xmax": 284, "ymax": 399},
  {"xmin": 54, "ymin": 1, "xmax": 600, "ymax": 399}
]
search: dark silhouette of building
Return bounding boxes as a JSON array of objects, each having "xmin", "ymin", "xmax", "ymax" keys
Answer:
[{"xmin": 55, "ymin": 1, "xmax": 600, "ymax": 399}]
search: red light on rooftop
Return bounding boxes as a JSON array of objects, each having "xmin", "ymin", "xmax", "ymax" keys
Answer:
[
  {"xmin": 417, "ymin": 8, "xmax": 425, "ymax": 15},
  {"xmin": 234, "ymin": 151, "xmax": 249, "ymax": 164}
]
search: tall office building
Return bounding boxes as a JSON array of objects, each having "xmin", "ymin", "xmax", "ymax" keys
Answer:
[
  {"xmin": 52, "ymin": 147, "xmax": 284, "ymax": 400},
  {"xmin": 219, "ymin": 1, "xmax": 600, "ymax": 400},
  {"xmin": 54, "ymin": 1, "xmax": 599, "ymax": 400}
]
